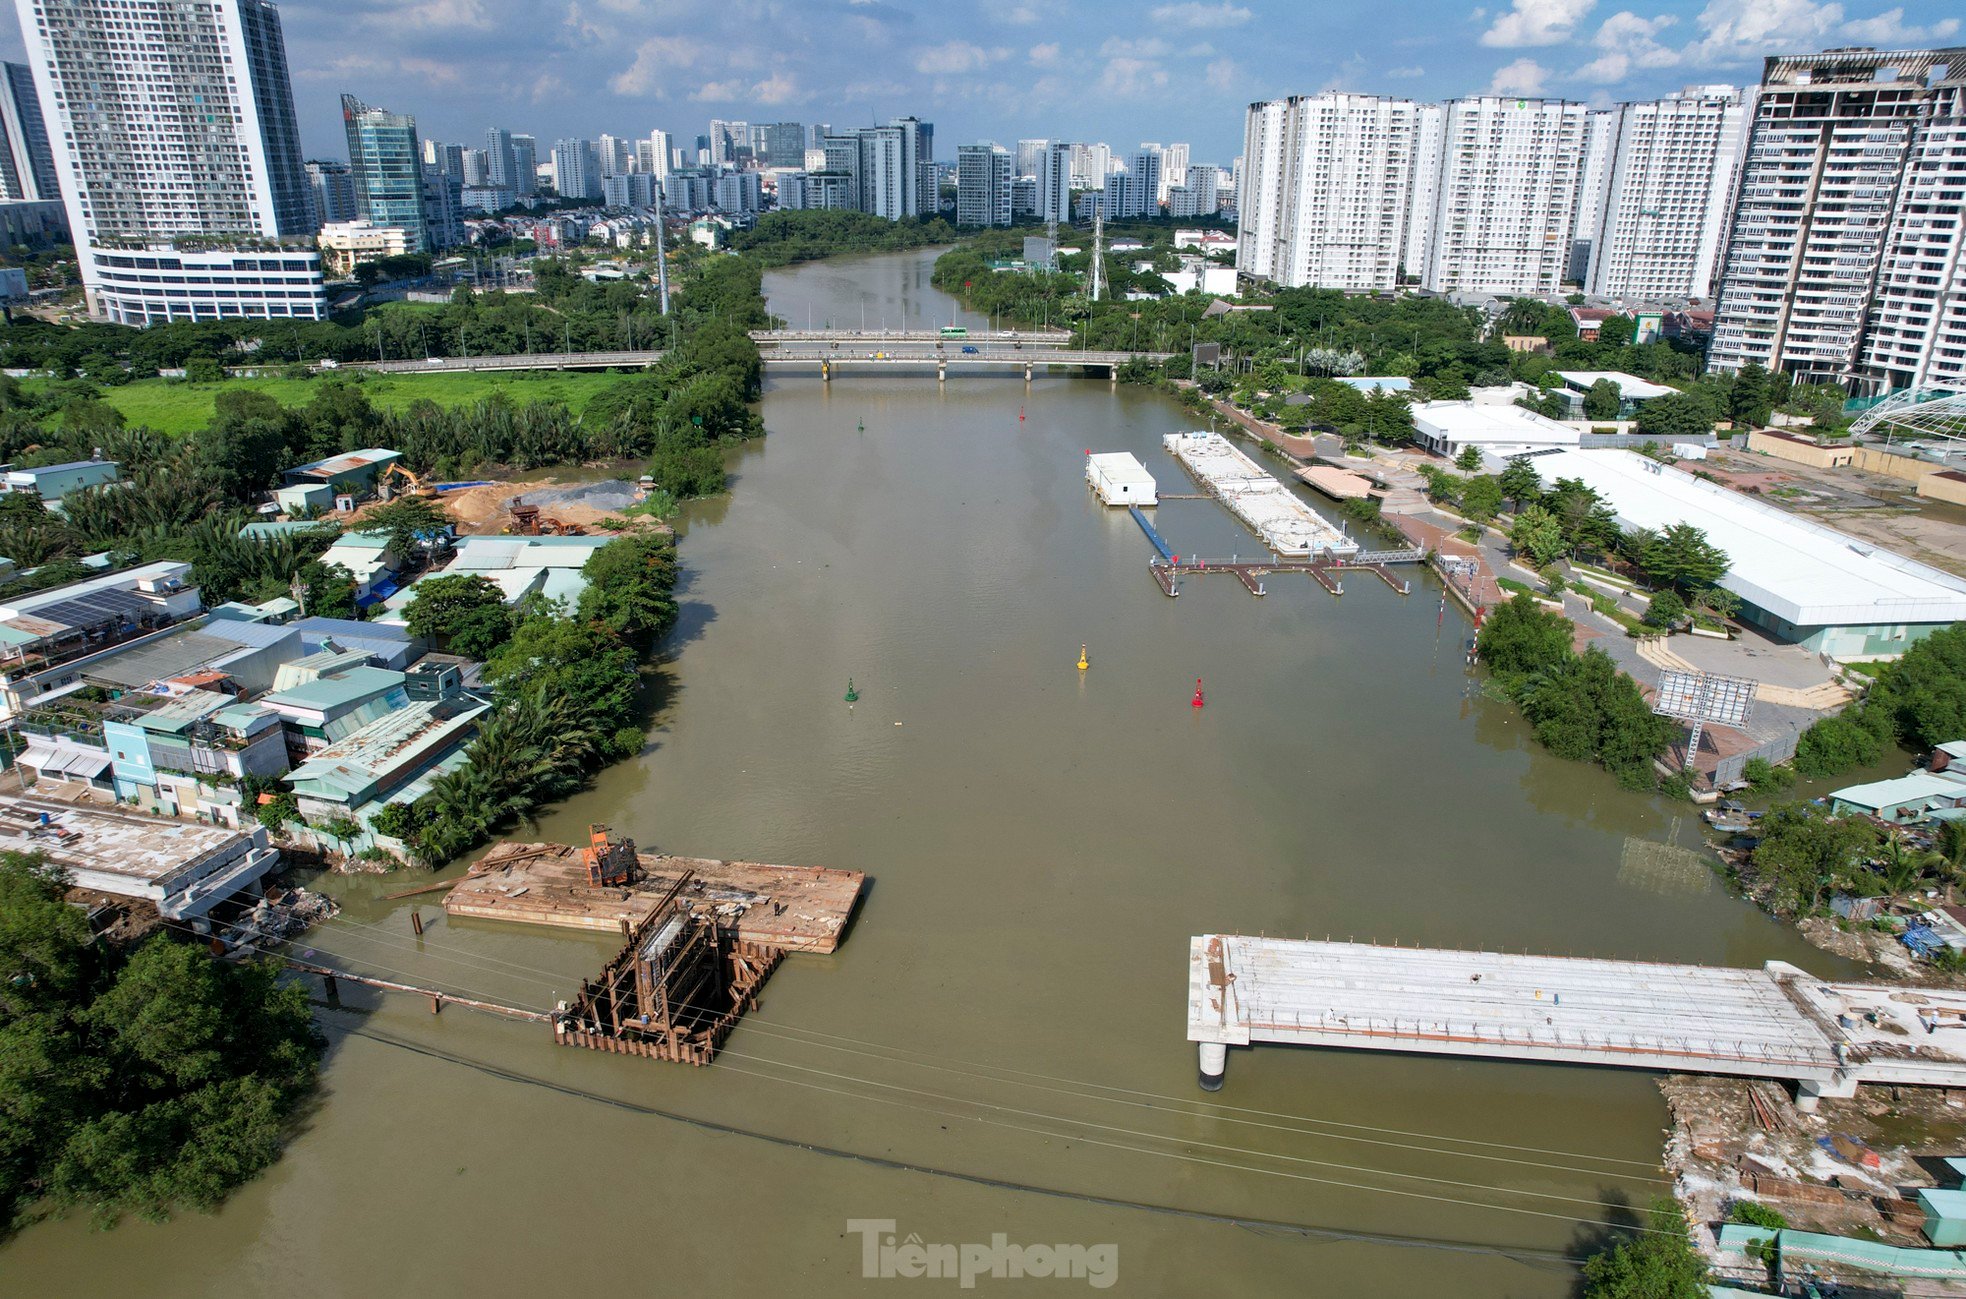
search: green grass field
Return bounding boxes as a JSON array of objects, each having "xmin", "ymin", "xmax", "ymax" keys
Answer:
[{"xmin": 36, "ymin": 369, "xmax": 629, "ymax": 435}]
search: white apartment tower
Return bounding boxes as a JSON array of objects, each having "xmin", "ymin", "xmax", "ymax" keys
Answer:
[
  {"xmin": 955, "ymin": 143, "xmax": 1012, "ymax": 228},
  {"xmin": 1710, "ymin": 49, "xmax": 1964, "ymax": 381},
  {"xmin": 1036, "ymin": 141, "xmax": 1072, "ymax": 225},
  {"xmin": 1585, "ymin": 87, "xmax": 1751, "ymax": 300},
  {"xmin": 1861, "ymin": 62, "xmax": 1966, "ymax": 392},
  {"xmin": 1422, "ymin": 97, "xmax": 1590, "ymax": 295},
  {"xmin": 1156, "ymin": 142, "xmax": 1190, "ymax": 202},
  {"xmin": 1237, "ymin": 94, "xmax": 1424, "ymax": 291},
  {"xmin": 17, "ymin": 0, "xmax": 325, "ymax": 323}
]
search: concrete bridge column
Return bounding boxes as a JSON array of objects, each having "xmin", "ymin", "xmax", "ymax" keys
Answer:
[
  {"xmin": 820, "ymin": 360, "xmax": 831, "ymax": 384},
  {"xmin": 1198, "ymin": 1041, "xmax": 1226, "ymax": 1091},
  {"xmin": 1795, "ymin": 1074, "xmax": 1859, "ymax": 1112},
  {"xmin": 1023, "ymin": 363, "xmax": 1033, "ymax": 383},
  {"xmin": 937, "ymin": 360, "xmax": 946, "ymax": 384}
]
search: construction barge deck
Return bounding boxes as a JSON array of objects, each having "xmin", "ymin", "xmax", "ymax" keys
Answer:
[
  {"xmin": 447, "ymin": 840, "xmax": 865, "ymax": 954},
  {"xmin": 1162, "ymin": 431, "xmax": 1359, "ymax": 559}
]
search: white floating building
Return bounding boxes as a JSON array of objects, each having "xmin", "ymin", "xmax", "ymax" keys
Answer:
[
  {"xmin": 1162, "ymin": 432, "xmax": 1358, "ymax": 558},
  {"xmin": 1085, "ymin": 452, "xmax": 1158, "ymax": 506}
]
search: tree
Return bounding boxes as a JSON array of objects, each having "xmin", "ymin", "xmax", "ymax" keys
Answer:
[
  {"xmin": 577, "ymin": 534, "xmax": 680, "ymax": 645},
  {"xmin": 403, "ymin": 573, "xmax": 513, "ymax": 659},
  {"xmin": 1639, "ymin": 524, "xmax": 1727, "ymax": 594},
  {"xmin": 1634, "ymin": 391, "xmax": 1715, "ymax": 441},
  {"xmin": 1729, "ymin": 362, "xmax": 1773, "ymax": 428},
  {"xmin": 1509, "ymin": 504, "xmax": 1566, "ymax": 568},
  {"xmin": 255, "ymin": 791, "xmax": 297, "ymax": 833},
  {"xmin": 1459, "ymin": 474, "xmax": 1503, "ymax": 523},
  {"xmin": 1516, "ymin": 646, "xmax": 1673, "ymax": 790},
  {"xmin": 1476, "ymin": 594, "xmax": 1574, "ymax": 679},
  {"xmin": 1580, "ymin": 1200, "xmax": 1709, "ymax": 1299},
  {"xmin": 1582, "ymin": 378, "xmax": 1622, "ymax": 421},
  {"xmin": 1454, "ymin": 445, "xmax": 1483, "ymax": 473},
  {"xmin": 1498, "ymin": 457, "xmax": 1542, "ymax": 511},
  {"xmin": 1752, "ymin": 802, "xmax": 1879, "ymax": 913},
  {"xmin": 363, "ymin": 497, "xmax": 448, "ymax": 567},
  {"xmin": 1793, "ymin": 712, "xmax": 1885, "ymax": 779},
  {"xmin": 1594, "ymin": 315, "xmax": 1636, "ymax": 349},
  {"xmin": 1643, "ymin": 590, "xmax": 1687, "ymax": 631},
  {"xmin": 1865, "ymin": 623, "xmax": 1966, "ymax": 753}
]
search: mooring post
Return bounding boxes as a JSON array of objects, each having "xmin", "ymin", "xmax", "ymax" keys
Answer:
[
  {"xmin": 430, "ymin": 995, "xmax": 442, "ymax": 1015},
  {"xmin": 1198, "ymin": 1041, "xmax": 1227, "ymax": 1091},
  {"xmin": 410, "ymin": 909, "xmax": 424, "ymax": 936},
  {"xmin": 323, "ymin": 974, "xmax": 339, "ymax": 1005}
]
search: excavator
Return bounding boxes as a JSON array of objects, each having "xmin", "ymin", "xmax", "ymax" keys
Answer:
[
  {"xmin": 377, "ymin": 462, "xmax": 435, "ymax": 500},
  {"xmin": 509, "ymin": 502, "xmax": 587, "ymax": 536}
]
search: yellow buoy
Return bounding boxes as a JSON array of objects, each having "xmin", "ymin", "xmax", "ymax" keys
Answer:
[{"xmin": 1077, "ymin": 643, "xmax": 1090, "ymax": 671}]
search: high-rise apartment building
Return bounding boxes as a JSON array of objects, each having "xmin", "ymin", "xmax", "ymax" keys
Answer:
[
  {"xmin": 306, "ymin": 159, "xmax": 357, "ymax": 225},
  {"xmin": 819, "ymin": 119, "xmax": 934, "ymax": 220},
  {"xmin": 551, "ymin": 139, "xmax": 601, "ymax": 201},
  {"xmin": 1710, "ymin": 48, "xmax": 1964, "ymax": 383},
  {"xmin": 0, "ymin": 62, "xmax": 57, "ymax": 202},
  {"xmin": 1069, "ymin": 142, "xmax": 1111, "ymax": 190},
  {"xmin": 1035, "ymin": 142, "xmax": 1073, "ymax": 225},
  {"xmin": 956, "ymin": 143, "xmax": 1012, "ymax": 227},
  {"xmin": 597, "ymin": 134, "xmax": 631, "ymax": 177},
  {"xmin": 707, "ymin": 120, "xmax": 747, "ymax": 165},
  {"xmin": 421, "ymin": 139, "xmax": 464, "ymax": 178},
  {"xmin": 460, "ymin": 148, "xmax": 490, "ymax": 188},
  {"xmin": 751, "ymin": 122, "xmax": 804, "ymax": 169},
  {"xmin": 1581, "ymin": 87, "xmax": 1750, "ymax": 300},
  {"xmin": 510, "ymin": 136, "xmax": 538, "ymax": 197},
  {"xmin": 1156, "ymin": 143, "xmax": 1190, "ymax": 203},
  {"xmin": 1237, "ymin": 94, "xmax": 1425, "ymax": 291},
  {"xmin": 1015, "ymin": 138, "xmax": 1049, "ymax": 178},
  {"xmin": 1103, "ymin": 148, "xmax": 1161, "ymax": 219},
  {"xmin": 1422, "ymin": 97, "xmax": 1590, "ymax": 295},
  {"xmin": 343, "ymin": 95, "xmax": 428, "ymax": 253},
  {"xmin": 486, "ymin": 128, "xmax": 518, "ymax": 191},
  {"xmin": 646, "ymin": 130, "xmax": 672, "ymax": 181},
  {"xmin": 17, "ymin": 0, "xmax": 324, "ymax": 322},
  {"xmin": 1859, "ymin": 59, "xmax": 1966, "ymax": 392}
]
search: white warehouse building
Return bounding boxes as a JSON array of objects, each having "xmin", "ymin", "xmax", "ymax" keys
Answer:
[
  {"xmin": 1412, "ymin": 402, "xmax": 1581, "ymax": 459},
  {"xmin": 1528, "ymin": 449, "xmax": 1966, "ymax": 657}
]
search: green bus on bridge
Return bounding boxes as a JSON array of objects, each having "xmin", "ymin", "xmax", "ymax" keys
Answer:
[{"xmin": 939, "ymin": 326, "xmax": 968, "ymax": 339}]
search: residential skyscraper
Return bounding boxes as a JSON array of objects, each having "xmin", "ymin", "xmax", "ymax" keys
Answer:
[
  {"xmin": 1583, "ymin": 87, "xmax": 1750, "ymax": 301},
  {"xmin": 1015, "ymin": 138, "xmax": 1049, "ymax": 178},
  {"xmin": 486, "ymin": 128, "xmax": 518, "ymax": 190},
  {"xmin": 1859, "ymin": 57, "xmax": 1966, "ymax": 392},
  {"xmin": 0, "ymin": 62, "xmax": 57, "ymax": 202},
  {"xmin": 421, "ymin": 139, "xmax": 464, "ymax": 178},
  {"xmin": 645, "ymin": 130, "xmax": 672, "ymax": 181},
  {"xmin": 752, "ymin": 122, "xmax": 805, "ymax": 169},
  {"xmin": 1237, "ymin": 94, "xmax": 1426, "ymax": 291},
  {"xmin": 306, "ymin": 159, "xmax": 357, "ymax": 225},
  {"xmin": 1710, "ymin": 48, "xmax": 1964, "ymax": 383},
  {"xmin": 956, "ymin": 143, "xmax": 1012, "ymax": 227},
  {"xmin": 551, "ymin": 139, "xmax": 601, "ymax": 201},
  {"xmin": 820, "ymin": 119, "xmax": 934, "ymax": 220},
  {"xmin": 1104, "ymin": 148, "xmax": 1161, "ymax": 219},
  {"xmin": 17, "ymin": 0, "xmax": 325, "ymax": 322},
  {"xmin": 1036, "ymin": 142, "xmax": 1073, "ymax": 224},
  {"xmin": 1422, "ymin": 96, "xmax": 1590, "ymax": 295},
  {"xmin": 1167, "ymin": 164, "xmax": 1222, "ymax": 219},
  {"xmin": 597, "ymin": 134, "xmax": 631, "ymax": 177},
  {"xmin": 510, "ymin": 136, "xmax": 538, "ymax": 197},
  {"xmin": 343, "ymin": 95, "xmax": 428, "ymax": 253},
  {"xmin": 1069, "ymin": 142, "xmax": 1111, "ymax": 190},
  {"xmin": 1156, "ymin": 143, "xmax": 1190, "ymax": 203}
]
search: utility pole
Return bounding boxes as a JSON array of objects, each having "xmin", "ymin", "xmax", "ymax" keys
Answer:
[
  {"xmin": 1089, "ymin": 204, "xmax": 1105, "ymax": 304},
  {"xmin": 653, "ymin": 191, "xmax": 671, "ymax": 317}
]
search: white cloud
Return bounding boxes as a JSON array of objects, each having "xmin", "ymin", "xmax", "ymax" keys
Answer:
[
  {"xmin": 1839, "ymin": 6, "xmax": 1959, "ymax": 43},
  {"xmin": 1681, "ymin": 0, "xmax": 1842, "ymax": 63},
  {"xmin": 1204, "ymin": 57, "xmax": 1239, "ymax": 92},
  {"xmin": 360, "ymin": 0, "xmax": 490, "ymax": 32},
  {"xmin": 1480, "ymin": 0, "xmax": 1594, "ymax": 46},
  {"xmin": 915, "ymin": 40, "xmax": 1000, "ymax": 74},
  {"xmin": 1487, "ymin": 56, "xmax": 1549, "ymax": 94},
  {"xmin": 1028, "ymin": 42, "xmax": 1061, "ymax": 67},
  {"xmin": 608, "ymin": 35, "xmax": 705, "ymax": 95},
  {"xmin": 1001, "ymin": 3, "xmax": 1042, "ymax": 22},
  {"xmin": 1101, "ymin": 36, "xmax": 1173, "ymax": 58},
  {"xmin": 1575, "ymin": 10, "xmax": 1678, "ymax": 82},
  {"xmin": 1097, "ymin": 55, "xmax": 1170, "ymax": 97},
  {"xmin": 1149, "ymin": 1, "xmax": 1252, "ymax": 26},
  {"xmin": 1386, "ymin": 64, "xmax": 1426, "ymax": 77}
]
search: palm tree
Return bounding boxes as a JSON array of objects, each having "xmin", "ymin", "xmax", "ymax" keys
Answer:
[{"xmin": 1874, "ymin": 829, "xmax": 1945, "ymax": 900}]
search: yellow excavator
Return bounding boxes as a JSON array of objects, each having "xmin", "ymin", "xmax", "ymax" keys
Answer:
[{"xmin": 378, "ymin": 462, "xmax": 435, "ymax": 500}]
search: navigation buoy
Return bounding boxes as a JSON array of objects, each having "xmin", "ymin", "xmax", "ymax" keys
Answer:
[
  {"xmin": 857, "ymin": 418, "xmax": 865, "ymax": 433},
  {"xmin": 1018, "ymin": 406, "xmax": 1026, "ymax": 422},
  {"xmin": 1077, "ymin": 644, "xmax": 1090, "ymax": 671},
  {"xmin": 1191, "ymin": 678, "xmax": 1205, "ymax": 709},
  {"xmin": 844, "ymin": 678, "xmax": 859, "ymax": 703}
]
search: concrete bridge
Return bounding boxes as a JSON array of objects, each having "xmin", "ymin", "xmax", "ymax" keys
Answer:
[{"xmin": 1188, "ymin": 933, "xmax": 1966, "ymax": 1108}]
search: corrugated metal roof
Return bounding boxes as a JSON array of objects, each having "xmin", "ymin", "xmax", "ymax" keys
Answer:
[
  {"xmin": 86, "ymin": 630, "xmax": 243, "ymax": 688},
  {"xmin": 199, "ymin": 619, "xmax": 299, "ymax": 650},
  {"xmin": 296, "ymin": 616, "xmax": 408, "ymax": 642}
]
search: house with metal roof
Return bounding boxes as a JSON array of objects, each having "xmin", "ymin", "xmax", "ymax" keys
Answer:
[
  {"xmin": 262, "ymin": 665, "xmax": 409, "ymax": 755},
  {"xmin": 1553, "ymin": 371, "xmax": 1677, "ymax": 419},
  {"xmin": 281, "ymin": 448, "xmax": 402, "ymax": 496},
  {"xmin": 316, "ymin": 531, "xmax": 404, "ymax": 604},
  {"xmin": 2, "ymin": 457, "xmax": 120, "ymax": 509},
  {"xmin": 376, "ymin": 533, "xmax": 614, "ymax": 623},
  {"xmin": 293, "ymin": 617, "xmax": 416, "ymax": 670},
  {"xmin": 1829, "ymin": 771, "xmax": 1966, "ymax": 823},
  {"xmin": 238, "ymin": 519, "xmax": 337, "ymax": 542},
  {"xmin": 286, "ymin": 696, "xmax": 489, "ymax": 833}
]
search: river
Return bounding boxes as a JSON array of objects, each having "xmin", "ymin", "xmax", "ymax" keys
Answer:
[{"xmin": 0, "ymin": 249, "xmax": 1856, "ymax": 1297}]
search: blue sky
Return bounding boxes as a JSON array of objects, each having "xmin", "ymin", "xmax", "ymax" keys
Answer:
[{"xmin": 4, "ymin": 0, "xmax": 1960, "ymax": 164}]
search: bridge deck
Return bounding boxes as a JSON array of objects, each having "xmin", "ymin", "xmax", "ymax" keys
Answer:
[{"xmin": 1188, "ymin": 935, "xmax": 1966, "ymax": 1096}]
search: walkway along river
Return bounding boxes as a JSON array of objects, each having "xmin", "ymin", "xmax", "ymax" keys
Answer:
[{"xmin": 0, "ymin": 248, "xmax": 1862, "ymax": 1296}]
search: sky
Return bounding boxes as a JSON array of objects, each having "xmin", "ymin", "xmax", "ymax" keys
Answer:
[{"xmin": 2, "ymin": 0, "xmax": 1960, "ymax": 164}]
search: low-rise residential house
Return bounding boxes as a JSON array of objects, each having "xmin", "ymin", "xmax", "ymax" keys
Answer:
[
  {"xmin": 314, "ymin": 531, "xmax": 405, "ymax": 605},
  {"xmin": 101, "ymin": 691, "xmax": 289, "ymax": 826},
  {"xmin": 1829, "ymin": 771, "xmax": 1966, "ymax": 824},
  {"xmin": 2, "ymin": 457, "xmax": 120, "ymax": 508},
  {"xmin": 377, "ymin": 533, "xmax": 613, "ymax": 623},
  {"xmin": 293, "ymin": 617, "xmax": 416, "ymax": 670},
  {"xmin": 281, "ymin": 449, "xmax": 403, "ymax": 502},
  {"xmin": 0, "ymin": 563, "xmax": 210, "ymax": 720},
  {"xmin": 261, "ymin": 663, "xmax": 410, "ymax": 757},
  {"xmin": 273, "ymin": 483, "xmax": 336, "ymax": 515},
  {"xmin": 284, "ymin": 696, "xmax": 490, "ymax": 851}
]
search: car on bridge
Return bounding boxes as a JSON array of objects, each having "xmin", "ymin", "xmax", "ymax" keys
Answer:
[{"xmin": 961, "ymin": 346, "xmax": 979, "ymax": 354}]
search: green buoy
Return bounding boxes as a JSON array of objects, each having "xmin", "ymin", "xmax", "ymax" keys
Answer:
[
  {"xmin": 857, "ymin": 418, "xmax": 865, "ymax": 433},
  {"xmin": 844, "ymin": 678, "xmax": 859, "ymax": 703}
]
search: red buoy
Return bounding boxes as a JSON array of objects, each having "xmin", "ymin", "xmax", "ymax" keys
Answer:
[{"xmin": 1191, "ymin": 678, "xmax": 1205, "ymax": 708}]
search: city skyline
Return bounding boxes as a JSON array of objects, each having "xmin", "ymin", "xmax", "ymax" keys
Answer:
[{"xmin": 0, "ymin": 0, "xmax": 1957, "ymax": 162}]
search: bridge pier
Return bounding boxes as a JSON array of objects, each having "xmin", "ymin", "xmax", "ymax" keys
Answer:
[
  {"xmin": 1198, "ymin": 1041, "xmax": 1226, "ymax": 1091},
  {"xmin": 820, "ymin": 360, "xmax": 830, "ymax": 384},
  {"xmin": 937, "ymin": 360, "xmax": 946, "ymax": 384},
  {"xmin": 1795, "ymin": 1074, "xmax": 1858, "ymax": 1112},
  {"xmin": 1023, "ymin": 363, "xmax": 1032, "ymax": 383}
]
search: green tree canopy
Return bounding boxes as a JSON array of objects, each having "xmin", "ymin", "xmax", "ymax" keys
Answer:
[
  {"xmin": 1476, "ymin": 593, "xmax": 1573, "ymax": 679},
  {"xmin": 1752, "ymin": 802, "xmax": 1881, "ymax": 913},
  {"xmin": 1639, "ymin": 524, "xmax": 1727, "ymax": 594},
  {"xmin": 1509, "ymin": 504, "xmax": 1566, "ymax": 569},
  {"xmin": 1581, "ymin": 1200, "xmax": 1709, "ymax": 1299},
  {"xmin": 404, "ymin": 573, "xmax": 513, "ymax": 659},
  {"xmin": 577, "ymin": 534, "xmax": 679, "ymax": 645},
  {"xmin": 1582, "ymin": 378, "xmax": 1622, "ymax": 421}
]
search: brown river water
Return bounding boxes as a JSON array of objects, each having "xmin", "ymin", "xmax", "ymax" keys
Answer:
[{"xmin": 0, "ymin": 250, "xmax": 1856, "ymax": 1297}]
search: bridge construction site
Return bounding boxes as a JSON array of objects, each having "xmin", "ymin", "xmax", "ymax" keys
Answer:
[{"xmin": 1186, "ymin": 934, "xmax": 1966, "ymax": 1109}]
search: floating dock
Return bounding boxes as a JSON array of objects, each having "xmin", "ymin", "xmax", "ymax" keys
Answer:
[
  {"xmin": 1162, "ymin": 431, "xmax": 1359, "ymax": 559},
  {"xmin": 1187, "ymin": 934, "xmax": 1966, "ymax": 1108},
  {"xmin": 1086, "ymin": 452, "xmax": 1158, "ymax": 506},
  {"xmin": 447, "ymin": 840, "xmax": 865, "ymax": 953}
]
